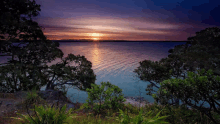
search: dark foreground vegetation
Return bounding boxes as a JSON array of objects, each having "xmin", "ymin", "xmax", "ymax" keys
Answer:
[
  {"xmin": 1, "ymin": 0, "xmax": 220, "ymax": 123},
  {"xmin": 0, "ymin": 84, "xmax": 217, "ymax": 124}
]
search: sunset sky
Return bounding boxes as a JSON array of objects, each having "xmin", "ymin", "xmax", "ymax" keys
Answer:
[{"xmin": 34, "ymin": 0, "xmax": 220, "ymax": 41}]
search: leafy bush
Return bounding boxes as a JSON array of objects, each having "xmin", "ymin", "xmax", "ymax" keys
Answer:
[
  {"xmin": 123, "ymin": 102, "xmax": 142, "ymax": 115},
  {"xmin": 84, "ymin": 81, "xmax": 126, "ymax": 116},
  {"xmin": 154, "ymin": 69, "xmax": 220, "ymax": 123},
  {"xmin": 11, "ymin": 104, "xmax": 73, "ymax": 124},
  {"xmin": 22, "ymin": 87, "xmax": 46, "ymax": 108},
  {"xmin": 142, "ymin": 102, "xmax": 216, "ymax": 124}
]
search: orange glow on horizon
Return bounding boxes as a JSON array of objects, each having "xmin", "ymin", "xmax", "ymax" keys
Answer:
[
  {"xmin": 92, "ymin": 37, "xmax": 99, "ymax": 41},
  {"xmin": 86, "ymin": 33, "xmax": 103, "ymax": 41},
  {"xmin": 91, "ymin": 33, "xmax": 100, "ymax": 37},
  {"xmin": 38, "ymin": 16, "xmax": 190, "ymax": 41},
  {"xmin": 44, "ymin": 30, "xmax": 166, "ymax": 41},
  {"xmin": 46, "ymin": 36, "xmax": 163, "ymax": 41}
]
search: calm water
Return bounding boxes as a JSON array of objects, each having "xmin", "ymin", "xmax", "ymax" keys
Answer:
[
  {"xmin": 41, "ymin": 41, "xmax": 186, "ymax": 103},
  {"xmin": 0, "ymin": 41, "xmax": 186, "ymax": 103}
]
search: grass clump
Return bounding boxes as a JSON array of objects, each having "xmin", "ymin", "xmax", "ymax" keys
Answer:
[{"xmin": 11, "ymin": 104, "xmax": 73, "ymax": 124}]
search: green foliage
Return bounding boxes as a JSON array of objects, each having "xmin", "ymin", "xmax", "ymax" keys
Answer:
[
  {"xmin": 0, "ymin": 0, "xmax": 64, "ymax": 92},
  {"xmin": 11, "ymin": 104, "xmax": 73, "ymax": 124},
  {"xmin": 134, "ymin": 60, "xmax": 171, "ymax": 88},
  {"xmin": 0, "ymin": 41, "xmax": 65, "ymax": 93},
  {"xmin": 0, "ymin": 46, "xmax": 96, "ymax": 93},
  {"xmin": 124, "ymin": 103, "xmax": 142, "ymax": 115},
  {"xmin": 134, "ymin": 27, "xmax": 220, "ymax": 105},
  {"xmin": 25, "ymin": 87, "xmax": 42, "ymax": 104},
  {"xmin": 9, "ymin": 98, "xmax": 216, "ymax": 124},
  {"xmin": 143, "ymin": 103, "xmax": 215, "ymax": 124},
  {"xmin": 133, "ymin": 27, "xmax": 220, "ymax": 123},
  {"xmin": 0, "ymin": 0, "xmax": 96, "ymax": 93},
  {"xmin": 0, "ymin": 0, "xmax": 45, "ymax": 41},
  {"xmin": 155, "ymin": 69, "xmax": 220, "ymax": 123},
  {"xmin": 187, "ymin": 27, "xmax": 220, "ymax": 48},
  {"xmin": 84, "ymin": 81, "xmax": 126, "ymax": 115},
  {"xmin": 116, "ymin": 108, "xmax": 169, "ymax": 124},
  {"xmin": 45, "ymin": 54, "xmax": 96, "ymax": 91}
]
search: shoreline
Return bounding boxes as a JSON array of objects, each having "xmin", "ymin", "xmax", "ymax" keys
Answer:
[
  {"xmin": 0, "ymin": 91, "xmax": 151, "ymax": 111},
  {"xmin": 123, "ymin": 96, "xmax": 150, "ymax": 107},
  {"xmin": 90, "ymin": 96, "xmax": 150, "ymax": 108}
]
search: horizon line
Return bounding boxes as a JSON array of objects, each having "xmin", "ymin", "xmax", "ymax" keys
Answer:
[{"xmin": 52, "ymin": 39, "xmax": 189, "ymax": 42}]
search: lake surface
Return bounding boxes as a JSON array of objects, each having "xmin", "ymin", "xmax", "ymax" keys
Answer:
[
  {"xmin": 40, "ymin": 41, "xmax": 186, "ymax": 103},
  {"xmin": 0, "ymin": 41, "xmax": 187, "ymax": 103}
]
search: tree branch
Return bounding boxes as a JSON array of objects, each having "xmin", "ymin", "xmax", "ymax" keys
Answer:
[{"xmin": 149, "ymin": 81, "xmax": 159, "ymax": 88}]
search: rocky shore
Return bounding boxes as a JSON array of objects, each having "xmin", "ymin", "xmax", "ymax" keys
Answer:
[
  {"xmin": 122, "ymin": 96, "xmax": 149, "ymax": 108},
  {"xmin": 92, "ymin": 96, "xmax": 150, "ymax": 108},
  {"xmin": 124, "ymin": 96, "xmax": 149, "ymax": 103}
]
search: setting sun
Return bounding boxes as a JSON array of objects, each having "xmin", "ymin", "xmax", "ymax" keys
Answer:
[
  {"xmin": 92, "ymin": 37, "xmax": 99, "ymax": 41},
  {"xmin": 86, "ymin": 33, "xmax": 104, "ymax": 41}
]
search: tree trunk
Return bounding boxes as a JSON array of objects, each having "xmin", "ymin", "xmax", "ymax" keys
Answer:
[{"xmin": 46, "ymin": 81, "xmax": 55, "ymax": 90}]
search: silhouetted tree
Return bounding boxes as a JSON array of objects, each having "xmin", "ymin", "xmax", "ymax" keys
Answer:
[
  {"xmin": 135, "ymin": 27, "xmax": 220, "ymax": 123},
  {"xmin": 134, "ymin": 27, "xmax": 220, "ymax": 104},
  {"xmin": 0, "ymin": 0, "xmax": 96, "ymax": 93},
  {"xmin": 0, "ymin": 0, "xmax": 46, "ymax": 55}
]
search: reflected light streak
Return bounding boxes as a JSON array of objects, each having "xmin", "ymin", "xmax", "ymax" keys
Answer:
[{"xmin": 92, "ymin": 43, "xmax": 101, "ymax": 66}]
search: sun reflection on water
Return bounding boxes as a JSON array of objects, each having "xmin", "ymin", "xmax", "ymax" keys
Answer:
[{"xmin": 92, "ymin": 43, "xmax": 100, "ymax": 66}]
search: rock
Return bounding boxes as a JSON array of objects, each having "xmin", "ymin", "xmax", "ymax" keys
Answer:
[
  {"xmin": 37, "ymin": 90, "xmax": 72, "ymax": 103},
  {"xmin": 6, "ymin": 103, "xmax": 13, "ymax": 107},
  {"xmin": 66, "ymin": 103, "xmax": 75, "ymax": 111},
  {"xmin": 13, "ymin": 90, "xmax": 72, "ymax": 104},
  {"xmin": 123, "ymin": 96, "xmax": 149, "ymax": 104},
  {"xmin": 123, "ymin": 98, "xmax": 149, "ymax": 108},
  {"xmin": 13, "ymin": 91, "xmax": 28, "ymax": 99}
]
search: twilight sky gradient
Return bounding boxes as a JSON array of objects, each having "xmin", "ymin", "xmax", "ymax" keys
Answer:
[{"xmin": 34, "ymin": 0, "xmax": 220, "ymax": 41}]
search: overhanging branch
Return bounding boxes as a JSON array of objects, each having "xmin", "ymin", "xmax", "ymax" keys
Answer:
[{"xmin": 149, "ymin": 81, "xmax": 159, "ymax": 88}]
